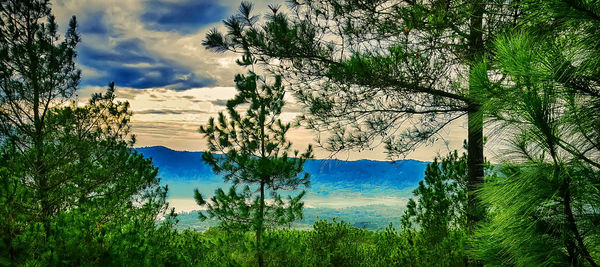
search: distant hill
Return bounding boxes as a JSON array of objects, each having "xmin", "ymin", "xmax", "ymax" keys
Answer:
[
  {"xmin": 136, "ymin": 146, "xmax": 428, "ymax": 188},
  {"xmin": 135, "ymin": 146, "xmax": 216, "ymax": 181},
  {"xmin": 135, "ymin": 146, "xmax": 429, "ymax": 210}
]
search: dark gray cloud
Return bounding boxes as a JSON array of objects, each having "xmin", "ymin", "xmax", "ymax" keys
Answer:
[
  {"xmin": 141, "ymin": 0, "xmax": 231, "ymax": 34},
  {"xmin": 78, "ymin": 11, "xmax": 109, "ymax": 35},
  {"xmin": 135, "ymin": 109, "xmax": 210, "ymax": 115},
  {"xmin": 78, "ymin": 37, "xmax": 213, "ymax": 90}
]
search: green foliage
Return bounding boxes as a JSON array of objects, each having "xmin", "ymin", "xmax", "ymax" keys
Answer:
[
  {"xmin": 474, "ymin": 164, "xmax": 599, "ymax": 266},
  {"xmin": 0, "ymin": 1, "xmax": 173, "ymax": 265},
  {"xmin": 0, "ymin": 85, "xmax": 173, "ymax": 265},
  {"xmin": 200, "ymin": 9, "xmax": 313, "ymax": 265},
  {"xmin": 203, "ymin": 0, "xmax": 517, "ymax": 158},
  {"xmin": 202, "ymin": 1, "xmax": 521, "ymax": 247},
  {"xmin": 308, "ymin": 219, "xmax": 373, "ymax": 266},
  {"xmin": 401, "ymin": 150, "xmax": 468, "ymax": 238},
  {"xmin": 395, "ymin": 150, "xmax": 471, "ymax": 266},
  {"xmin": 4, "ymin": 1, "xmax": 600, "ymax": 266},
  {"xmin": 195, "ymin": 72, "xmax": 313, "ymax": 265},
  {"xmin": 471, "ymin": 1, "xmax": 600, "ymax": 265},
  {"xmin": 138, "ymin": 219, "xmax": 466, "ymax": 267}
]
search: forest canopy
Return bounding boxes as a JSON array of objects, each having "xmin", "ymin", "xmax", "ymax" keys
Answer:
[{"xmin": 1, "ymin": 0, "xmax": 599, "ymax": 266}]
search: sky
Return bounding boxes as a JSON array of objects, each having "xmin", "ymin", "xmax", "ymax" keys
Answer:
[{"xmin": 50, "ymin": 0, "xmax": 482, "ymax": 161}]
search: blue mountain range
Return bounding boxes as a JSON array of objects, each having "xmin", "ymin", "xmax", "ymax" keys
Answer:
[{"xmin": 135, "ymin": 146, "xmax": 430, "ymax": 209}]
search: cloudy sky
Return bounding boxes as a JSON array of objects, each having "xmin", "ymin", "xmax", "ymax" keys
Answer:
[{"xmin": 50, "ymin": 0, "xmax": 478, "ymax": 161}]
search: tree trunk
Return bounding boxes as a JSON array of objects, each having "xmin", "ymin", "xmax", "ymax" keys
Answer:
[
  {"xmin": 257, "ymin": 95, "xmax": 266, "ymax": 267},
  {"xmin": 28, "ymin": 13, "xmax": 52, "ymax": 240},
  {"xmin": 257, "ymin": 180, "xmax": 265, "ymax": 267},
  {"xmin": 466, "ymin": 0, "xmax": 485, "ymax": 232},
  {"xmin": 562, "ymin": 178, "xmax": 598, "ymax": 267},
  {"xmin": 466, "ymin": 2, "xmax": 486, "ymax": 266},
  {"xmin": 466, "ymin": 106, "xmax": 484, "ymax": 233},
  {"xmin": 32, "ymin": 71, "xmax": 52, "ymax": 240}
]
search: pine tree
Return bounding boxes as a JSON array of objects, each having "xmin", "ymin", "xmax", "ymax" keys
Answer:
[
  {"xmin": 203, "ymin": 1, "xmax": 522, "ymax": 237},
  {"xmin": 0, "ymin": 0, "xmax": 80, "ymax": 237},
  {"xmin": 195, "ymin": 59, "xmax": 313, "ymax": 266},
  {"xmin": 401, "ymin": 150, "xmax": 468, "ymax": 240},
  {"xmin": 0, "ymin": 81, "xmax": 170, "ymax": 264},
  {"xmin": 471, "ymin": 1, "xmax": 600, "ymax": 265},
  {"xmin": 0, "ymin": 1, "xmax": 170, "ymax": 263}
]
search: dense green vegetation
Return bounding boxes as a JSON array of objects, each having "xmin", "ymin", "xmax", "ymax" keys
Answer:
[
  {"xmin": 196, "ymin": 42, "xmax": 313, "ymax": 265},
  {"xmin": 0, "ymin": 0, "xmax": 172, "ymax": 265},
  {"xmin": 471, "ymin": 1, "xmax": 600, "ymax": 264},
  {"xmin": 121, "ymin": 219, "xmax": 466, "ymax": 266},
  {"xmin": 1, "ymin": 0, "xmax": 599, "ymax": 266}
]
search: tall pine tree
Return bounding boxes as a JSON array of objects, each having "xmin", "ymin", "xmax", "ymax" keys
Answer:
[
  {"xmin": 203, "ymin": 1, "xmax": 521, "ymax": 237},
  {"xmin": 0, "ymin": 1, "xmax": 170, "ymax": 263},
  {"xmin": 0, "ymin": 0, "xmax": 80, "ymax": 236},
  {"xmin": 472, "ymin": 1, "xmax": 600, "ymax": 265},
  {"xmin": 195, "ymin": 45, "xmax": 313, "ymax": 266},
  {"xmin": 401, "ymin": 149, "xmax": 468, "ymax": 239}
]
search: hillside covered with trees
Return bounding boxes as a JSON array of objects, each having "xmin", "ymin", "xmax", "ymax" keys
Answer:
[{"xmin": 1, "ymin": 0, "xmax": 599, "ymax": 266}]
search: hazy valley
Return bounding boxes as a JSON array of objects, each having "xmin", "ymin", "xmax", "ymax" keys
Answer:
[{"xmin": 137, "ymin": 146, "xmax": 428, "ymax": 231}]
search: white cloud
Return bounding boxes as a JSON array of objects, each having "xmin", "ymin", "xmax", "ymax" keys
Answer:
[{"xmin": 55, "ymin": 0, "xmax": 484, "ymax": 161}]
